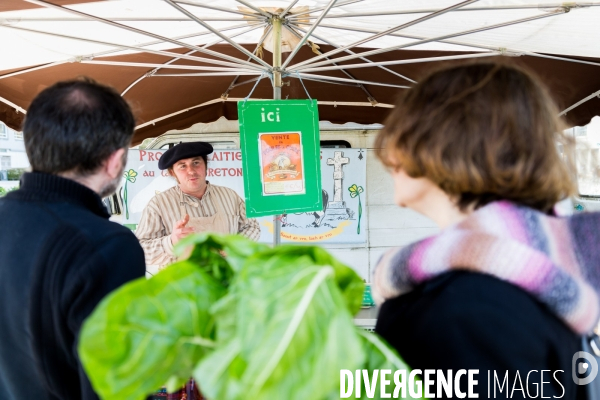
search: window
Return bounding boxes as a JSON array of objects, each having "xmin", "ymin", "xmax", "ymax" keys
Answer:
[
  {"xmin": 208, "ymin": 141, "xmax": 237, "ymax": 150},
  {"xmin": 0, "ymin": 124, "xmax": 7, "ymax": 140},
  {"xmin": 571, "ymin": 119, "xmax": 600, "ymax": 196},
  {"xmin": 1, "ymin": 156, "xmax": 11, "ymax": 170},
  {"xmin": 161, "ymin": 141, "xmax": 238, "ymax": 150},
  {"xmin": 320, "ymin": 140, "xmax": 351, "ymax": 148},
  {"xmin": 13, "ymin": 131, "xmax": 23, "ymax": 140}
]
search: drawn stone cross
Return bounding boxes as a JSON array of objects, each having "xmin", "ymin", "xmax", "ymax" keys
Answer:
[{"xmin": 327, "ymin": 151, "xmax": 350, "ymax": 209}]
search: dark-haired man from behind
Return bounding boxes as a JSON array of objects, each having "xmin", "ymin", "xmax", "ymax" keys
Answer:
[{"xmin": 0, "ymin": 79, "xmax": 146, "ymax": 399}]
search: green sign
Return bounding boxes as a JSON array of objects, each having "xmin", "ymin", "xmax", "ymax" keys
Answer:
[{"xmin": 238, "ymin": 100, "xmax": 322, "ymax": 217}]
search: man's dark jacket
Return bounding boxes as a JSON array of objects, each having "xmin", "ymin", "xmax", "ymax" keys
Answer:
[
  {"xmin": 376, "ymin": 271, "xmax": 586, "ymax": 399},
  {"xmin": 0, "ymin": 172, "xmax": 146, "ymax": 399}
]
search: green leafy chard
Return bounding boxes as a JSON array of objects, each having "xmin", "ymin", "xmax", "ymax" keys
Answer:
[
  {"xmin": 195, "ymin": 248, "xmax": 365, "ymax": 400},
  {"xmin": 78, "ymin": 261, "xmax": 226, "ymax": 399},
  {"xmin": 356, "ymin": 331, "xmax": 423, "ymax": 399},
  {"xmin": 79, "ymin": 234, "xmax": 421, "ymax": 400}
]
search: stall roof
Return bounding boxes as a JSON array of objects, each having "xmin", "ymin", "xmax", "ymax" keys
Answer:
[{"xmin": 1, "ymin": 1, "xmax": 599, "ymax": 143}]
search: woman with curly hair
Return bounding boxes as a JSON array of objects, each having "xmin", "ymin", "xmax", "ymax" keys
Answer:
[{"xmin": 373, "ymin": 60, "xmax": 598, "ymax": 399}]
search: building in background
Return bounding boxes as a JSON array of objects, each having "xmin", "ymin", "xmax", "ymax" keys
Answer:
[
  {"xmin": 0, "ymin": 121, "xmax": 29, "ymax": 183},
  {"xmin": 572, "ymin": 116, "xmax": 600, "ymax": 197}
]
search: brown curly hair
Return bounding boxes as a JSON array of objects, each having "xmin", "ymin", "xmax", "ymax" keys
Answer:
[{"xmin": 375, "ymin": 59, "xmax": 576, "ymax": 213}]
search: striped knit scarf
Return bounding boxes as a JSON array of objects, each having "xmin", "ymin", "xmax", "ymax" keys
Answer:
[{"xmin": 372, "ymin": 201, "xmax": 600, "ymax": 334}]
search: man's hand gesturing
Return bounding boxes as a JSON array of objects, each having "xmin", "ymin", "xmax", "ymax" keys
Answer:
[{"xmin": 171, "ymin": 214, "xmax": 194, "ymax": 245}]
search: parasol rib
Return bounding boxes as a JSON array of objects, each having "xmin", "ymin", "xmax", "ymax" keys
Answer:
[
  {"xmin": 81, "ymin": 60, "xmax": 258, "ymax": 73},
  {"xmin": 173, "ymin": 0, "xmax": 264, "ymax": 18},
  {"xmin": 22, "ymin": 0, "xmax": 267, "ymax": 72},
  {"xmin": 288, "ymin": 2, "xmax": 600, "ymax": 20},
  {"xmin": 289, "ymin": 0, "xmax": 364, "ymax": 19},
  {"xmin": 289, "ymin": 0, "xmax": 480, "ymax": 70},
  {"xmin": 519, "ymin": 52, "xmax": 600, "ymax": 68},
  {"xmin": 280, "ymin": 0, "xmax": 302, "ymax": 18},
  {"xmin": 315, "ymin": 22, "xmax": 496, "ymax": 51},
  {"xmin": 0, "ymin": 96, "xmax": 26, "ymax": 114},
  {"xmin": 285, "ymin": 25, "xmax": 380, "ymax": 102},
  {"xmin": 136, "ymin": 98, "xmax": 226, "ymax": 130},
  {"xmin": 0, "ymin": 23, "xmax": 263, "ymax": 71},
  {"xmin": 233, "ymin": 0, "xmax": 272, "ymax": 18},
  {"xmin": 312, "ymin": 22, "xmax": 600, "ymax": 69},
  {"xmin": 293, "ymin": 9, "xmax": 566, "ymax": 71},
  {"xmin": 91, "ymin": 22, "xmax": 263, "ymax": 62},
  {"xmin": 230, "ymin": 76, "xmax": 262, "ymax": 89},
  {"xmin": 0, "ymin": 22, "xmax": 263, "ymax": 81},
  {"xmin": 221, "ymin": 25, "xmax": 274, "ymax": 99},
  {"xmin": 121, "ymin": 22, "xmax": 266, "ymax": 96},
  {"xmin": 289, "ymin": 23, "xmax": 416, "ymax": 83},
  {"xmin": 317, "ymin": 100, "xmax": 393, "ymax": 108},
  {"xmin": 282, "ymin": 76, "xmax": 363, "ymax": 87},
  {"xmin": 166, "ymin": 0, "xmax": 271, "ymax": 69},
  {"xmin": 281, "ymin": 0, "xmax": 339, "ymax": 69},
  {"xmin": 135, "ymin": 97, "xmax": 393, "ymax": 131},
  {"xmin": 153, "ymin": 73, "xmax": 369, "ymax": 89},
  {"xmin": 0, "ymin": 60, "xmax": 69, "ymax": 80},
  {"xmin": 559, "ymin": 89, "xmax": 600, "ymax": 116},
  {"xmin": 298, "ymin": 52, "xmax": 502, "ymax": 73},
  {"xmin": 144, "ymin": 72, "xmax": 263, "ymax": 76},
  {"xmin": 6, "ymin": 16, "xmax": 262, "ymax": 22},
  {"xmin": 295, "ymin": 73, "xmax": 410, "ymax": 88}
]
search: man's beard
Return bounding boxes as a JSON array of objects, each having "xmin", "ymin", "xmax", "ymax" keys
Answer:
[
  {"xmin": 98, "ymin": 173, "xmax": 122, "ymax": 198},
  {"xmin": 99, "ymin": 150, "xmax": 127, "ymax": 198}
]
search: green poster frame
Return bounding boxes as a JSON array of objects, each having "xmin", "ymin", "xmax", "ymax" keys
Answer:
[{"xmin": 238, "ymin": 100, "xmax": 322, "ymax": 217}]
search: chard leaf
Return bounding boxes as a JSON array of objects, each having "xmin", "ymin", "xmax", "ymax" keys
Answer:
[
  {"xmin": 193, "ymin": 339, "xmax": 246, "ymax": 400},
  {"xmin": 194, "ymin": 247, "xmax": 366, "ymax": 400},
  {"xmin": 78, "ymin": 261, "xmax": 225, "ymax": 400},
  {"xmin": 209, "ymin": 291, "xmax": 239, "ymax": 344},
  {"xmin": 246, "ymin": 244, "xmax": 365, "ymax": 315},
  {"xmin": 356, "ymin": 330, "xmax": 425, "ymax": 400},
  {"xmin": 175, "ymin": 233, "xmax": 269, "ymax": 276},
  {"xmin": 174, "ymin": 234, "xmax": 235, "ymax": 286}
]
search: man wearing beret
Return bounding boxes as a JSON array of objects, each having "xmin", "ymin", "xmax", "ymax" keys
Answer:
[{"xmin": 135, "ymin": 141, "xmax": 260, "ymax": 268}]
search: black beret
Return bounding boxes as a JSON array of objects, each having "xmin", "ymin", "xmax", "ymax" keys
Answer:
[{"xmin": 158, "ymin": 141, "xmax": 214, "ymax": 170}]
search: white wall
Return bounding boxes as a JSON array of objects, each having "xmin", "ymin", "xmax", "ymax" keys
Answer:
[{"xmin": 321, "ymin": 141, "xmax": 438, "ymax": 281}]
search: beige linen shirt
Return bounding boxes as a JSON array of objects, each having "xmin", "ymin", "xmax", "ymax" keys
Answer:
[{"xmin": 135, "ymin": 182, "xmax": 260, "ymax": 267}]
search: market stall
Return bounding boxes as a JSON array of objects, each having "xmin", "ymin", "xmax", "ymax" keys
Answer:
[
  {"xmin": 1, "ymin": 0, "xmax": 600, "ymax": 143},
  {"xmin": 2, "ymin": 2, "xmax": 600, "ymax": 399}
]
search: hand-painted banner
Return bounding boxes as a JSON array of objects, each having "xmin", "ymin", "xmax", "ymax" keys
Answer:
[{"xmin": 120, "ymin": 148, "xmax": 366, "ymax": 244}]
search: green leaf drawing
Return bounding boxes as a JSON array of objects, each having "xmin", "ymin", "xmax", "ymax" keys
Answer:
[
  {"xmin": 348, "ymin": 184, "xmax": 364, "ymax": 234},
  {"xmin": 122, "ymin": 169, "xmax": 137, "ymax": 219},
  {"xmin": 124, "ymin": 169, "xmax": 138, "ymax": 183}
]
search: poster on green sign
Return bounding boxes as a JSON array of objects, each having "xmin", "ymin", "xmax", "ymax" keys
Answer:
[{"xmin": 238, "ymin": 100, "xmax": 322, "ymax": 217}]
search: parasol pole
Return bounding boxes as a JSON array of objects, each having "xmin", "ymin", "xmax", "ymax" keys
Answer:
[
  {"xmin": 272, "ymin": 16, "xmax": 283, "ymax": 100},
  {"xmin": 272, "ymin": 15, "xmax": 283, "ymax": 246}
]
